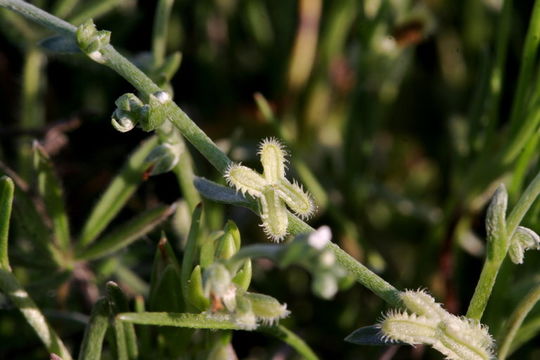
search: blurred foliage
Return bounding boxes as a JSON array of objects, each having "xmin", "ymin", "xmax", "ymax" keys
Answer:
[{"xmin": 1, "ymin": 0, "xmax": 540, "ymax": 359}]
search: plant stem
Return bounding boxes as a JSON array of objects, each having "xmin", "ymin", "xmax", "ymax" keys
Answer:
[
  {"xmin": 498, "ymin": 284, "xmax": 540, "ymax": 359},
  {"xmin": 506, "ymin": 170, "xmax": 540, "ymax": 235},
  {"xmin": 0, "ymin": 268, "xmax": 72, "ymax": 359},
  {"xmin": 260, "ymin": 325, "xmax": 319, "ymax": 360},
  {"xmin": 0, "ymin": 0, "xmax": 401, "ymax": 307},
  {"xmin": 467, "ymin": 170, "xmax": 540, "ymax": 320}
]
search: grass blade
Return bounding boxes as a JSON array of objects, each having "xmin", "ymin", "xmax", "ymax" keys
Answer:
[
  {"xmin": 0, "ymin": 176, "xmax": 14, "ymax": 269},
  {"xmin": 78, "ymin": 136, "xmax": 159, "ymax": 248},
  {"xmin": 78, "ymin": 298, "xmax": 109, "ymax": 360},
  {"xmin": 76, "ymin": 202, "xmax": 176, "ymax": 261}
]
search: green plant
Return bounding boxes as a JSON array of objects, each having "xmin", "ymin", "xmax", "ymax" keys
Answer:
[{"xmin": 1, "ymin": 0, "xmax": 540, "ymax": 359}]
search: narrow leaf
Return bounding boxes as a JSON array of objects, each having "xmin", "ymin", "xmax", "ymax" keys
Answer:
[
  {"xmin": 187, "ymin": 265, "xmax": 210, "ymax": 311},
  {"xmin": 0, "ymin": 176, "xmax": 14, "ymax": 269},
  {"xmin": 181, "ymin": 203, "xmax": 202, "ymax": 306},
  {"xmin": 0, "ymin": 269, "xmax": 72, "ymax": 359},
  {"xmin": 77, "ymin": 203, "xmax": 176, "ymax": 261},
  {"xmin": 33, "ymin": 142, "xmax": 71, "ymax": 250},
  {"xmin": 39, "ymin": 35, "xmax": 81, "ymax": 53},
  {"xmin": 106, "ymin": 282, "xmax": 138, "ymax": 360},
  {"xmin": 194, "ymin": 177, "xmax": 252, "ymax": 207},
  {"xmin": 345, "ymin": 325, "xmax": 404, "ymax": 346},
  {"xmin": 78, "ymin": 298, "xmax": 109, "ymax": 360},
  {"xmin": 118, "ymin": 312, "xmax": 245, "ymax": 329},
  {"xmin": 78, "ymin": 136, "xmax": 159, "ymax": 247}
]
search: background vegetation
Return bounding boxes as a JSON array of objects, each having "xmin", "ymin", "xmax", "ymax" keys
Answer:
[{"xmin": 0, "ymin": 0, "xmax": 540, "ymax": 358}]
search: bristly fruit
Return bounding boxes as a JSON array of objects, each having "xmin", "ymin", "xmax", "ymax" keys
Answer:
[{"xmin": 224, "ymin": 138, "xmax": 315, "ymax": 242}]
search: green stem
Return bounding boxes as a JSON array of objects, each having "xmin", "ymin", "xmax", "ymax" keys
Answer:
[
  {"xmin": 498, "ymin": 284, "xmax": 540, "ymax": 359},
  {"xmin": 0, "ymin": 0, "xmax": 400, "ymax": 307},
  {"xmin": 467, "ymin": 170, "xmax": 540, "ymax": 320},
  {"xmin": 260, "ymin": 325, "xmax": 319, "ymax": 360},
  {"xmin": 506, "ymin": 170, "xmax": 540, "ymax": 235},
  {"xmin": 0, "ymin": 268, "xmax": 72, "ymax": 359}
]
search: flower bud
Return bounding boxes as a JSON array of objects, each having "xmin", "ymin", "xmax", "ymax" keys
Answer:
[
  {"xmin": 76, "ymin": 19, "xmax": 111, "ymax": 63},
  {"xmin": 203, "ymin": 263, "xmax": 232, "ymax": 299},
  {"xmin": 139, "ymin": 91, "xmax": 171, "ymax": 131},
  {"xmin": 312, "ymin": 271, "xmax": 338, "ymax": 299},
  {"xmin": 110, "ymin": 93, "xmax": 148, "ymax": 133},
  {"xmin": 308, "ymin": 226, "xmax": 332, "ymax": 249},
  {"xmin": 485, "ymin": 184, "xmax": 507, "ymax": 249},
  {"xmin": 144, "ymin": 143, "xmax": 182, "ymax": 176}
]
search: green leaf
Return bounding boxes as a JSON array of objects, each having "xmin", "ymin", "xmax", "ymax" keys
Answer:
[
  {"xmin": 106, "ymin": 282, "xmax": 138, "ymax": 360},
  {"xmin": 76, "ymin": 203, "xmax": 176, "ymax": 261},
  {"xmin": 11, "ymin": 183, "xmax": 64, "ymax": 267},
  {"xmin": 345, "ymin": 325, "xmax": 404, "ymax": 346},
  {"xmin": 0, "ymin": 268, "xmax": 72, "ymax": 359},
  {"xmin": 33, "ymin": 142, "xmax": 71, "ymax": 251},
  {"xmin": 232, "ymin": 260, "xmax": 252, "ymax": 291},
  {"xmin": 78, "ymin": 136, "xmax": 159, "ymax": 248},
  {"xmin": 187, "ymin": 265, "xmax": 210, "ymax": 311},
  {"xmin": 147, "ymin": 236, "xmax": 192, "ymax": 354},
  {"xmin": 78, "ymin": 298, "xmax": 109, "ymax": 360},
  {"xmin": 39, "ymin": 35, "xmax": 81, "ymax": 53},
  {"xmin": 0, "ymin": 176, "xmax": 14, "ymax": 269},
  {"xmin": 181, "ymin": 203, "xmax": 202, "ymax": 306},
  {"xmin": 194, "ymin": 177, "xmax": 252, "ymax": 207},
  {"xmin": 259, "ymin": 325, "xmax": 319, "ymax": 360},
  {"xmin": 118, "ymin": 312, "xmax": 245, "ymax": 329}
]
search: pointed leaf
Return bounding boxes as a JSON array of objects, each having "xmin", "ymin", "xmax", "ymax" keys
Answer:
[
  {"xmin": 33, "ymin": 142, "xmax": 71, "ymax": 250},
  {"xmin": 0, "ymin": 176, "xmax": 14, "ymax": 269},
  {"xmin": 345, "ymin": 325, "xmax": 405, "ymax": 346},
  {"xmin": 181, "ymin": 203, "xmax": 202, "ymax": 307},
  {"xmin": 78, "ymin": 298, "xmax": 109, "ymax": 360},
  {"xmin": 194, "ymin": 177, "xmax": 253, "ymax": 207},
  {"xmin": 106, "ymin": 282, "xmax": 138, "ymax": 360},
  {"xmin": 77, "ymin": 203, "xmax": 176, "ymax": 261},
  {"xmin": 39, "ymin": 35, "xmax": 81, "ymax": 53}
]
